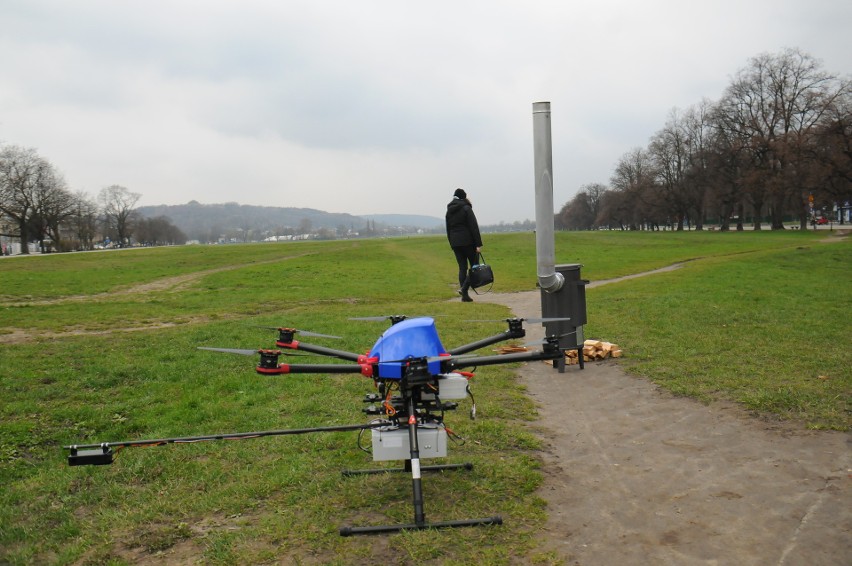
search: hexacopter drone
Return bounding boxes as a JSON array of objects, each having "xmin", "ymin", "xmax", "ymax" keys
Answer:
[{"xmin": 65, "ymin": 315, "xmax": 569, "ymax": 535}]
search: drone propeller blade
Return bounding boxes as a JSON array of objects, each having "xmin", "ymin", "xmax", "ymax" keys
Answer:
[
  {"xmin": 198, "ymin": 346, "xmax": 313, "ymax": 358},
  {"xmin": 197, "ymin": 347, "xmax": 259, "ymax": 356},
  {"xmin": 251, "ymin": 326, "xmax": 341, "ymax": 339},
  {"xmin": 467, "ymin": 316, "xmax": 572, "ymax": 324},
  {"xmin": 522, "ymin": 330, "xmax": 579, "ymax": 347},
  {"xmin": 350, "ymin": 314, "xmax": 443, "ymax": 323},
  {"xmin": 293, "ymin": 330, "xmax": 341, "ymax": 339}
]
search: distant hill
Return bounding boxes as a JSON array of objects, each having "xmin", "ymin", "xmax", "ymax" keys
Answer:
[
  {"xmin": 137, "ymin": 201, "xmax": 368, "ymax": 241},
  {"xmin": 136, "ymin": 202, "xmax": 443, "ymax": 242},
  {"xmin": 361, "ymin": 214, "xmax": 443, "ymax": 229}
]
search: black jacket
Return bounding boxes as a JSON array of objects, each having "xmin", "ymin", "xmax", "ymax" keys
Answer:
[{"xmin": 445, "ymin": 197, "xmax": 482, "ymax": 248}]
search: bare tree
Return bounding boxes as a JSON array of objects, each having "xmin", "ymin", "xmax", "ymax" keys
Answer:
[
  {"xmin": 557, "ymin": 183, "xmax": 609, "ymax": 230},
  {"xmin": 297, "ymin": 217, "xmax": 312, "ymax": 235},
  {"xmin": 557, "ymin": 192, "xmax": 594, "ymax": 230},
  {"xmin": 610, "ymin": 148, "xmax": 660, "ymax": 229},
  {"xmin": 583, "ymin": 183, "xmax": 608, "ymax": 223},
  {"xmin": 707, "ymin": 94, "xmax": 758, "ymax": 230},
  {"xmin": 31, "ymin": 167, "xmax": 75, "ymax": 252},
  {"xmin": 681, "ymin": 100, "xmax": 716, "ymax": 229},
  {"xmin": 0, "ymin": 146, "xmax": 54, "ymax": 254},
  {"xmin": 98, "ymin": 185, "xmax": 141, "ymax": 246},
  {"xmin": 238, "ymin": 215, "xmax": 254, "ymax": 243},
  {"xmin": 716, "ymin": 48, "xmax": 845, "ymax": 229},
  {"xmin": 69, "ymin": 191, "xmax": 100, "ymax": 250},
  {"xmin": 806, "ymin": 83, "xmax": 852, "ymax": 220},
  {"xmin": 650, "ymin": 109, "xmax": 692, "ymax": 230},
  {"xmin": 135, "ymin": 215, "xmax": 186, "ymax": 246}
]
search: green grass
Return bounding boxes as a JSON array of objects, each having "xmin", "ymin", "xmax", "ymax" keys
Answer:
[
  {"xmin": 586, "ymin": 239, "xmax": 851, "ymax": 428},
  {"xmin": 0, "ymin": 230, "xmax": 849, "ymax": 564}
]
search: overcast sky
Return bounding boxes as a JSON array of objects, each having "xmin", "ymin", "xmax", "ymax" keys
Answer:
[{"xmin": 2, "ymin": 0, "xmax": 850, "ymax": 225}]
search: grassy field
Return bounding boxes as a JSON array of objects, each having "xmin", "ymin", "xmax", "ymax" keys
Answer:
[{"xmin": 1, "ymin": 230, "xmax": 849, "ymax": 564}]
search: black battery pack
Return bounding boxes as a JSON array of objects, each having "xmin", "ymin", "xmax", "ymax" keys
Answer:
[{"xmin": 68, "ymin": 446, "xmax": 114, "ymax": 466}]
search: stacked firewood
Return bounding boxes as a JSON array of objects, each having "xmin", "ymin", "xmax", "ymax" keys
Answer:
[
  {"xmin": 542, "ymin": 339, "xmax": 622, "ymax": 366},
  {"xmin": 570, "ymin": 340, "xmax": 622, "ymax": 364},
  {"xmin": 495, "ymin": 341, "xmax": 622, "ymax": 365}
]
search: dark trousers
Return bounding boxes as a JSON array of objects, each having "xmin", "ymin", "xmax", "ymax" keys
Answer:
[{"xmin": 452, "ymin": 245, "xmax": 479, "ymax": 290}]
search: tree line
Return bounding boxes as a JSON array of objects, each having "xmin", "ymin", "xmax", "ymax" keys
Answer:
[
  {"xmin": 0, "ymin": 145, "xmax": 184, "ymax": 254},
  {"xmin": 558, "ymin": 48, "xmax": 851, "ymax": 231}
]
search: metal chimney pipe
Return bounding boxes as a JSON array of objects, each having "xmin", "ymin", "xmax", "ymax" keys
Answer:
[{"xmin": 532, "ymin": 101, "xmax": 564, "ymax": 293}]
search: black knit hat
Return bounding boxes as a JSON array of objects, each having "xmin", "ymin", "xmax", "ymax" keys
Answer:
[{"xmin": 454, "ymin": 188, "xmax": 467, "ymax": 199}]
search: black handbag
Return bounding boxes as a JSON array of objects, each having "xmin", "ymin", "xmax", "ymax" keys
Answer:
[{"xmin": 468, "ymin": 253, "xmax": 494, "ymax": 292}]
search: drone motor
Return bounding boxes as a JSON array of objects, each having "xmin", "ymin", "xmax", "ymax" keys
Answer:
[{"xmin": 256, "ymin": 349, "xmax": 283, "ymax": 372}]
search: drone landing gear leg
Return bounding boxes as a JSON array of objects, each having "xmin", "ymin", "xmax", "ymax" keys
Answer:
[
  {"xmin": 339, "ymin": 401, "xmax": 502, "ymax": 537},
  {"xmin": 341, "ymin": 460, "xmax": 473, "ymax": 477},
  {"xmin": 339, "ymin": 515, "xmax": 503, "ymax": 536}
]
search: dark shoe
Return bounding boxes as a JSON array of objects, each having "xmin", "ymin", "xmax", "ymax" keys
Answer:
[{"xmin": 461, "ymin": 289, "xmax": 473, "ymax": 302}]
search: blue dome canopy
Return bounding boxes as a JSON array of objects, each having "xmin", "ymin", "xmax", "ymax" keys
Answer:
[{"xmin": 369, "ymin": 317, "xmax": 447, "ymax": 379}]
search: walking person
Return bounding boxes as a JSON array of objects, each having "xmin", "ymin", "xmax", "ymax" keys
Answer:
[{"xmin": 445, "ymin": 188, "xmax": 482, "ymax": 302}]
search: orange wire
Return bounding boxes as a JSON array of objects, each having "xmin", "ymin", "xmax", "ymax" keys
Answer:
[{"xmin": 384, "ymin": 383, "xmax": 397, "ymax": 416}]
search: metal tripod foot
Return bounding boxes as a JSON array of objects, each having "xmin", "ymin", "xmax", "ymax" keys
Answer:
[
  {"xmin": 339, "ymin": 515, "xmax": 503, "ymax": 536},
  {"xmin": 341, "ymin": 462, "xmax": 473, "ymax": 477}
]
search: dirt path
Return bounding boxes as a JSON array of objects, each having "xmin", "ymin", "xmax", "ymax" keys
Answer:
[
  {"xmin": 0, "ymin": 255, "xmax": 312, "ymax": 344},
  {"xmin": 476, "ymin": 287, "xmax": 850, "ymax": 565},
  {"xmin": 0, "ymin": 255, "xmax": 309, "ymax": 308}
]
